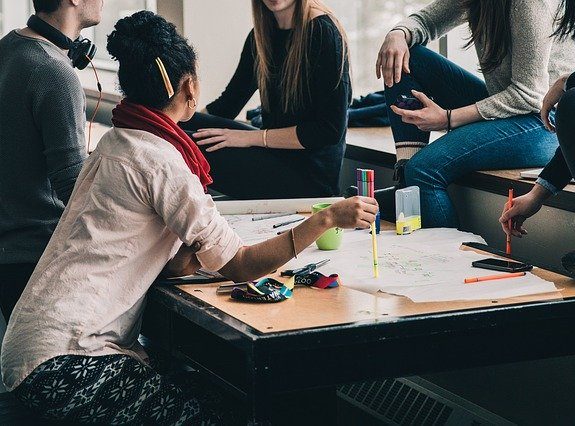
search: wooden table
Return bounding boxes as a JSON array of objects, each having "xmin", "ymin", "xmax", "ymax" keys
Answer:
[{"xmin": 142, "ymin": 223, "xmax": 575, "ymax": 424}]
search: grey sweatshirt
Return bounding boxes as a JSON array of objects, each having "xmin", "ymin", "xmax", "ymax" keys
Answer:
[
  {"xmin": 396, "ymin": 0, "xmax": 575, "ymax": 119},
  {"xmin": 0, "ymin": 31, "xmax": 87, "ymax": 264}
]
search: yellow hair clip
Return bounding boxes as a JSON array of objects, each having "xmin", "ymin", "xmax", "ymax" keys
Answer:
[{"xmin": 155, "ymin": 57, "xmax": 175, "ymax": 98}]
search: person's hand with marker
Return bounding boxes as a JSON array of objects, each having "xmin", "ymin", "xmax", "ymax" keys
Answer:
[
  {"xmin": 390, "ymin": 90, "xmax": 448, "ymax": 132},
  {"xmin": 498, "ymin": 185, "xmax": 552, "ymax": 238}
]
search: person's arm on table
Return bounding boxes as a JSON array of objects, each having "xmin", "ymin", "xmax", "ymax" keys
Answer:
[
  {"xmin": 219, "ymin": 197, "xmax": 377, "ymax": 282},
  {"xmin": 151, "ymin": 162, "xmax": 378, "ymax": 282},
  {"xmin": 161, "ymin": 196, "xmax": 378, "ymax": 282}
]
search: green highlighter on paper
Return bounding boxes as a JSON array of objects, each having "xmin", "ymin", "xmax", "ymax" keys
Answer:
[{"xmin": 395, "ymin": 186, "xmax": 421, "ymax": 235}]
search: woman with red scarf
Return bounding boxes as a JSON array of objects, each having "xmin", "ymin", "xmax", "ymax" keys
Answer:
[{"xmin": 1, "ymin": 11, "xmax": 377, "ymax": 425}]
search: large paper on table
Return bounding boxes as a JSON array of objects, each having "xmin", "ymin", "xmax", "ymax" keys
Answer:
[
  {"xmin": 281, "ymin": 228, "xmax": 558, "ymax": 303},
  {"xmin": 216, "ymin": 197, "xmax": 344, "ymax": 215}
]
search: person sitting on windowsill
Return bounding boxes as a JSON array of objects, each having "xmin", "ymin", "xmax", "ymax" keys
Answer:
[
  {"xmin": 500, "ymin": 0, "xmax": 575, "ymax": 275},
  {"xmin": 365, "ymin": 0, "xmax": 575, "ymax": 227},
  {"xmin": 180, "ymin": 0, "xmax": 352, "ymax": 200}
]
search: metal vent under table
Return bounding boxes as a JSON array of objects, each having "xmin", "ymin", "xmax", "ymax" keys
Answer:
[{"xmin": 337, "ymin": 377, "xmax": 515, "ymax": 426}]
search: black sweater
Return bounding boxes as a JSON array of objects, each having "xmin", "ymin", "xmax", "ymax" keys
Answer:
[
  {"xmin": 538, "ymin": 71, "xmax": 575, "ymax": 192},
  {"xmin": 539, "ymin": 147, "xmax": 572, "ymax": 191},
  {"xmin": 206, "ymin": 15, "xmax": 351, "ymax": 196}
]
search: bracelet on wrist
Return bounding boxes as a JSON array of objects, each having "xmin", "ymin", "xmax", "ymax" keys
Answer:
[
  {"xmin": 446, "ymin": 109, "xmax": 452, "ymax": 132},
  {"xmin": 262, "ymin": 129, "xmax": 268, "ymax": 148},
  {"xmin": 391, "ymin": 27, "xmax": 409, "ymax": 40},
  {"xmin": 290, "ymin": 228, "xmax": 298, "ymax": 259}
]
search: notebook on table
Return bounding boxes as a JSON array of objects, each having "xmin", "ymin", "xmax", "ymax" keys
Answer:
[{"xmin": 520, "ymin": 168, "xmax": 575, "ymax": 183}]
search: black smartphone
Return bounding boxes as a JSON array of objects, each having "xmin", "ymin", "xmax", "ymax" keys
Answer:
[
  {"xmin": 472, "ymin": 258, "xmax": 533, "ymax": 273},
  {"xmin": 394, "ymin": 95, "xmax": 424, "ymax": 110}
]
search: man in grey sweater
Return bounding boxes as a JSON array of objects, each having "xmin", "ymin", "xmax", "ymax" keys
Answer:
[{"xmin": 0, "ymin": 0, "xmax": 103, "ymax": 320}]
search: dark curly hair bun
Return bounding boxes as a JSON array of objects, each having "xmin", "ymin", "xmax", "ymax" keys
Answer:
[{"xmin": 107, "ymin": 11, "xmax": 197, "ymax": 109}]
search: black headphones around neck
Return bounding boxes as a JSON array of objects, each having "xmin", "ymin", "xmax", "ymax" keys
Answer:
[{"xmin": 27, "ymin": 15, "xmax": 97, "ymax": 70}]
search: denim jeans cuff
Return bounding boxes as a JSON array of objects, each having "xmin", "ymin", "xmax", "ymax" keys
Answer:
[{"xmin": 536, "ymin": 177, "xmax": 560, "ymax": 195}]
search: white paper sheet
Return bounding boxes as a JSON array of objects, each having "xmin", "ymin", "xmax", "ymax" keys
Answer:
[
  {"xmin": 280, "ymin": 228, "xmax": 558, "ymax": 302},
  {"xmin": 216, "ymin": 197, "xmax": 344, "ymax": 215},
  {"xmin": 224, "ymin": 214, "xmax": 305, "ymax": 244}
]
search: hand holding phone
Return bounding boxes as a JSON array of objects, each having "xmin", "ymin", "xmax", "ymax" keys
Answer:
[
  {"xmin": 394, "ymin": 94, "xmax": 424, "ymax": 110},
  {"xmin": 472, "ymin": 258, "xmax": 533, "ymax": 273}
]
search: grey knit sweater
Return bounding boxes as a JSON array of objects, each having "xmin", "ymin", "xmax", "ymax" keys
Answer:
[
  {"xmin": 0, "ymin": 31, "xmax": 87, "ymax": 264},
  {"xmin": 396, "ymin": 0, "xmax": 575, "ymax": 119}
]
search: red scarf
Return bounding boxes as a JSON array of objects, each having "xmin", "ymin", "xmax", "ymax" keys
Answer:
[{"xmin": 112, "ymin": 100, "xmax": 212, "ymax": 191}]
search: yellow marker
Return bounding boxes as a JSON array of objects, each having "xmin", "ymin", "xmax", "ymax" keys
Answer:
[{"xmin": 371, "ymin": 222, "xmax": 379, "ymax": 278}]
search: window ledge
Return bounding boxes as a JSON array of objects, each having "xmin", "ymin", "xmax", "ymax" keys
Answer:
[
  {"xmin": 345, "ymin": 127, "xmax": 575, "ymax": 213},
  {"xmin": 78, "ymin": 67, "xmax": 122, "ymax": 99}
]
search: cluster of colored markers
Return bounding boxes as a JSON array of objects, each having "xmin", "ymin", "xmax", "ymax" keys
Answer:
[{"xmin": 357, "ymin": 169, "xmax": 379, "ymax": 278}]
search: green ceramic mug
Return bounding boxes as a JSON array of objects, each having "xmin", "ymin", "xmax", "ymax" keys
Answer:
[{"xmin": 312, "ymin": 203, "xmax": 343, "ymax": 250}]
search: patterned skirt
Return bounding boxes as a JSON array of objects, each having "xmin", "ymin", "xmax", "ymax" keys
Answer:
[{"xmin": 13, "ymin": 354, "xmax": 237, "ymax": 425}]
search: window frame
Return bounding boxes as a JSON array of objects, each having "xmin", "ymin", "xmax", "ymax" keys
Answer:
[
  {"xmin": 0, "ymin": 0, "xmax": 157, "ymax": 70},
  {"xmin": 0, "ymin": 0, "xmax": 32, "ymax": 37},
  {"xmin": 84, "ymin": 0, "xmax": 157, "ymax": 71}
]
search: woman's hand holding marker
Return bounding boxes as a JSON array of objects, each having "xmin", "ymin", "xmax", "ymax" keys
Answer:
[
  {"xmin": 499, "ymin": 185, "xmax": 551, "ymax": 238},
  {"xmin": 326, "ymin": 196, "xmax": 379, "ymax": 230}
]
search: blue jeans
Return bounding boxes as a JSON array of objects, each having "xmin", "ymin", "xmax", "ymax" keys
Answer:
[{"xmin": 384, "ymin": 45, "xmax": 559, "ymax": 228}]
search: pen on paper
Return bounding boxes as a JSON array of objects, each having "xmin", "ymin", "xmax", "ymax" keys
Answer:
[
  {"xmin": 272, "ymin": 217, "xmax": 304, "ymax": 229},
  {"xmin": 252, "ymin": 212, "xmax": 296, "ymax": 222},
  {"xmin": 464, "ymin": 271, "xmax": 525, "ymax": 284}
]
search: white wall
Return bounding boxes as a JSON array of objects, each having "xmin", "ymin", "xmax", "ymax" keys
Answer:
[
  {"xmin": 0, "ymin": 0, "xmax": 29, "ymax": 36},
  {"xmin": 183, "ymin": 0, "xmax": 258, "ymax": 113},
  {"xmin": 447, "ymin": 25, "xmax": 482, "ymax": 80}
]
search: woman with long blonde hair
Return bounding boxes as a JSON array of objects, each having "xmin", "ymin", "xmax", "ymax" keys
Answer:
[{"xmin": 181, "ymin": 0, "xmax": 351, "ymax": 199}]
